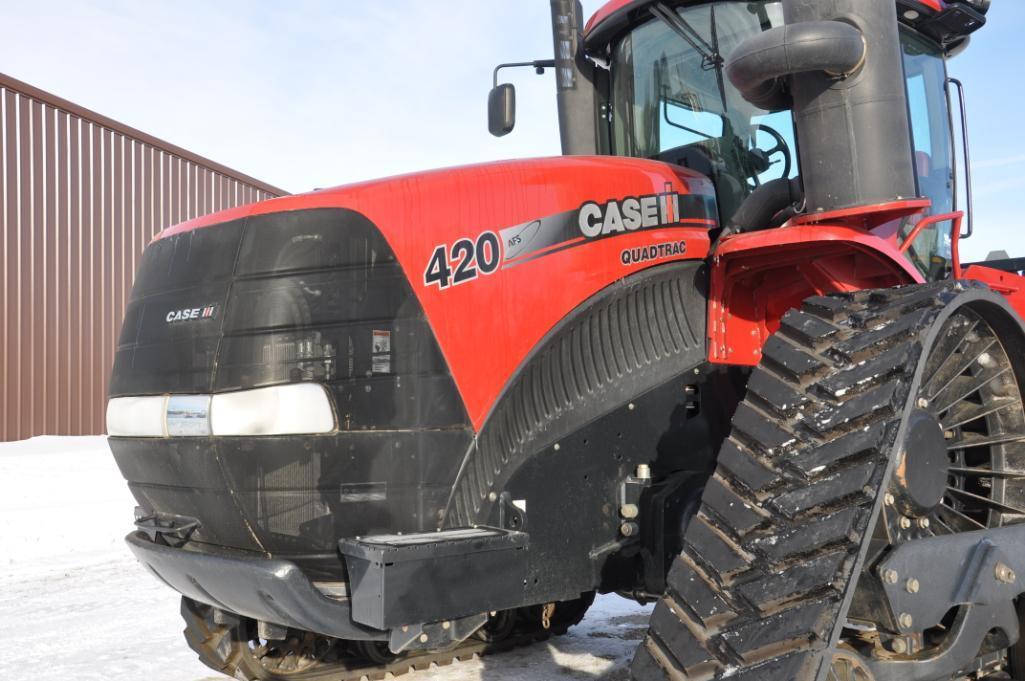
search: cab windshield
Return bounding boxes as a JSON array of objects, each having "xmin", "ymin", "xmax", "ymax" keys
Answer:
[{"xmin": 610, "ymin": 1, "xmax": 796, "ymax": 225}]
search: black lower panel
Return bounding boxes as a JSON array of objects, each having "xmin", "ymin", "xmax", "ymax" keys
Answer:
[
  {"xmin": 501, "ymin": 367, "xmax": 724, "ymax": 604},
  {"xmin": 126, "ymin": 531, "xmax": 385, "ymax": 640},
  {"xmin": 442, "ymin": 262, "xmax": 728, "ymax": 603},
  {"xmin": 110, "ymin": 428, "xmax": 471, "ymax": 568}
]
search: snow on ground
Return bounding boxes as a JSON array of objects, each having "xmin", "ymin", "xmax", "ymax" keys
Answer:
[{"xmin": 0, "ymin": 436, "xmax": 652, "ymax": 680}]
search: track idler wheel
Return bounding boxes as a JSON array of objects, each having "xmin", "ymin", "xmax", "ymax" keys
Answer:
[
  {"xmin": 631, "ymin": 282, "xmax": 1025, "ymax": 681},
  {"xmin": 827, "ymin": 648, "xmax": 876, "ymax": 681},
  {"xmin": 182, "ymin": 597, "xmax": 338, "ymax": 680},
  {"xmin": 353, "ymin": 640, "xmax": 399, "ymax": 666},
  {"xmin": 474, "ymin": 609, "xmax": 517, "ymax": 643}
]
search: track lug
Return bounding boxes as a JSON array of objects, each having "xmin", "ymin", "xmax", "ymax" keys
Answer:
[{"xmin": 633, "ymin": 282, "xmax": 1025, "ymax": 681}]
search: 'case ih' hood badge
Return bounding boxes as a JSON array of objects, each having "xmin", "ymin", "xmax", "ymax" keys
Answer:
[
  {"xmin": 578, "ymin": 189, "xmax": 683, "ymax": 238},
  {"xmin": 165, "ymin": 304, "xmax": 218, "ymax": 323}
]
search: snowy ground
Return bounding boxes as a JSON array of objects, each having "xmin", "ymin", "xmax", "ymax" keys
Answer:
[{"xmin": 0, "ymin": 436, "xmax": 652, "ymax": 681}]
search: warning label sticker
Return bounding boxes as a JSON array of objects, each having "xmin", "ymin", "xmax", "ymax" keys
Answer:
[
  {"xmin": 372, "ymin": 330, "xmax": 391, "ymax": 374},
  {"xmin": 372, "ymin": 330, "xmax": 391, "ymax": 354}
]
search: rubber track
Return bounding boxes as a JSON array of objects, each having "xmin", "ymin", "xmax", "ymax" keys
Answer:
[
  {"xmin": 632, "ymin": 282, "xmax": 971, "ymax": 681},
  {"xmin": 182, "ymin": 597, "xmax": 589, "ymax": 681}
]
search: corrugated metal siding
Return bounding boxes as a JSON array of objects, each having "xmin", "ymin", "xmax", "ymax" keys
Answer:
[{"xmin": 0, "ymin": 72, "xmax": 286, "ymax": 441}]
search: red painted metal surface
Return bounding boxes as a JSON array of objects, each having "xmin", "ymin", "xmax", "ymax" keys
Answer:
[
  {"xmin": 159, "ymin": 156, "xmax": 716, "ymax": 430},
  {"xmin": 951, "ymin": 218, "xmax": 964, "ymax": 281},
  {"xmin": 584, "ymin": 0, "xmax": 638, "ymax": 37},
  {"xmin": 708, "ymin": 224, "xmax": 924, "ymax": 365},
  {"xmin": 899, "ymin": 211, "xmax": 963, "ymax": 253},
  {"xmin": 791, "ymin": 199, "xmax": 931, "ymax": 230},
  {"xmin": 961, "ymin": 265, "xmax": 1025, "ymax": 320}
]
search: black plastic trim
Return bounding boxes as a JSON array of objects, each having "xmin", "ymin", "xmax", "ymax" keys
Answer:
[{"xmin": 125, "ymin": 531, "xmax": 387, "ymax": 641}]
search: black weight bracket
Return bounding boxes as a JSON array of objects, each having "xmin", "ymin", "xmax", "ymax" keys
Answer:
[{"xmin": 866, "ymin": 524, "xmax": 1025, "ymax": 681}]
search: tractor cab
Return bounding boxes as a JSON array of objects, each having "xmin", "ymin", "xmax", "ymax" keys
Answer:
[
  {"xmin": 491, "ymin": 0, "xmax": 988, "ymax": 281},
  {"xmin": 600, "ymin": 2, "xmax": 799, "ymax": 227}
]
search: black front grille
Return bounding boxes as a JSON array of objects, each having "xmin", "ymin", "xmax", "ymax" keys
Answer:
[{"xmin": 109, "ymin": 208, "xmax": 471, "ymax": 560}]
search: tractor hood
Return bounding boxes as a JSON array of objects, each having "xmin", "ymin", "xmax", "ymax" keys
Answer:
[
  {"xmin": 140, "ymin": 156, "xmax": 718, "ymax": 429},
  {"xmin": 108, "ymin": 155, "xmax": 716, "ymax": 563}
]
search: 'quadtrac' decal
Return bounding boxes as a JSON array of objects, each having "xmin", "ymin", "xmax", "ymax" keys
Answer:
[{"xmin": 423, "ymin": 184, "xmax": 716, "ymax": 290}]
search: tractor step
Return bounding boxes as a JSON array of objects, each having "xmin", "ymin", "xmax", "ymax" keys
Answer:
[{"xmin": 338, "ymin": 526, "xmax": 529, "ymax": 633}]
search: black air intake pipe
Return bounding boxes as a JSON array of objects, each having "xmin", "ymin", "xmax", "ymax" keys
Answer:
[
  {"xmin": 726, "ymin": 0, "xmax": 918, "ymax": 215},
  {"xmin": 725, "ymin": 177, "xmax": 805, "ymax": 236},
  {"xmin": 726, "ymin": 22, "xmax": 866, "ymax": 111}
]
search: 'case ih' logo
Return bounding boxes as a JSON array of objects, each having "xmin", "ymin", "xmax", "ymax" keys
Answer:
[
  {"xmin": 166, "ymin": 304, "xmax": 218, "ymax": 323},
  {"xmin": 578, "ymin": 188, "xmax": 683, "ymax": 238}
]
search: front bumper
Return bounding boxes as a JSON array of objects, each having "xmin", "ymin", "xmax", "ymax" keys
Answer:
[{"xmin": 126, "ymin": 531, "xmax": 386, "ymax": 641}]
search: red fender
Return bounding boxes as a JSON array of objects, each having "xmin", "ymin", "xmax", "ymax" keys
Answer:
[{"xmin": 709, "ymin": 220, "xmax": 926, "ymax": 365}]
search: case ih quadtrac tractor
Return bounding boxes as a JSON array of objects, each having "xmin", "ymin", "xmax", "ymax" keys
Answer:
[{"xmin": 106, "ymin": 0, "xmax": 1025, "ymax": 679}]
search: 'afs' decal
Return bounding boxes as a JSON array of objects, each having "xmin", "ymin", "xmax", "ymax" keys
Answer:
[{"xmin": 423, "ymin": 184, "xmax": 717, "ymax": 291}]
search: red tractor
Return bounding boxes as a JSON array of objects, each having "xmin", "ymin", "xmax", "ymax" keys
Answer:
[{"xmin": 107, "ymin": 0, "xmax": 1025, "ymax": 679}]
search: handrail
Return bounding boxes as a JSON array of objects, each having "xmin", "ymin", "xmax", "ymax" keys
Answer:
[
  {"xmin": 899, "ymin": 211, "xmax": 964, "ymax": 254},
  {"xmin": 947, "ymin": 77, "xmax": 974, "ymax": 239},
  {"xmin": 951, "ymin": 215, "xmax": 965, "ymax": 280}
]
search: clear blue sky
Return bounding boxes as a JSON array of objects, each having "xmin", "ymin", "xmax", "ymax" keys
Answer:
[{"xmin": 2, "ymin": 1, "xmax": 1022, "ymax": 261}]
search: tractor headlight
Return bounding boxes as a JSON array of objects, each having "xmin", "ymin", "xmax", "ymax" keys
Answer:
[
  {"xmin": 107, "ymin": 384, "xmax": 335, "ymax": 437},
  {"xmin": 210, "ymin": 384, "xmax": 335, "ymax": 436},
  {"xmin": 105, "ymin": 395, "xmax": 168, "ymax": 437}
]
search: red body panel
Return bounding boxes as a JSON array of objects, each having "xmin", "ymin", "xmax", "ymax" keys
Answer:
[
  {"xmin": 709, "ymin": 218, "xmax": 928, "ymax": 365},
  {"xmin": 584, "ymin": 0, "xmax": 638, "ymax": 36},
  {"xmin": 159, "ymin": 157, "xmax": 716, "ymax": 430},
  {"xmin": 961, "ymin": 265, "xmax": 1025, "ymax": 319}
]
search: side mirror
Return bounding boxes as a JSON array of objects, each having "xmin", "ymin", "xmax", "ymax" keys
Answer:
[{"xmin": 488, "ymin": 83, "xmax": 516, "ymax": 137}]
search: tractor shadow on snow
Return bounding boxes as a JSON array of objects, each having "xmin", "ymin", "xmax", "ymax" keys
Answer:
[{"xmin": 474, "ymin": 608, "xmax": 650, "ymax": 681}]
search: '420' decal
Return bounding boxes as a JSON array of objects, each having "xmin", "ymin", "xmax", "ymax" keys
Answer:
[{"xmin": 424, "ymin": 232, "xmax": 501, "ymax": 290}]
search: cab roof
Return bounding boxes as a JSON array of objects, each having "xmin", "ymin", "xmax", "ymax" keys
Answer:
[{"xmin": 584, "ymin": 0, "xmax": 959, "ymax": 50}]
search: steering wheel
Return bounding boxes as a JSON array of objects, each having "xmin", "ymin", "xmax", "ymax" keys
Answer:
[{"xmin": 748, "ymin": 123, "xmax": 793, "ymax": 187}]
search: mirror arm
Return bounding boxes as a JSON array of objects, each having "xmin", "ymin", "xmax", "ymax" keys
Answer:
[{"xmin": 493, "ymin": 60, "xmax": 557, "ymax": 88}]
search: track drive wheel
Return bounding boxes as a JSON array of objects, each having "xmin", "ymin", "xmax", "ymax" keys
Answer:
[
  {"xmin": 632, "ymin": 282, "xmax": 1025, "ymax": 681},
  {"xmin": 182, "ymin": 597, "xmax": 345, "ymax": 680},
  {"xmin": 826, "ymin": 648, "xmax": 877, "ymax": 681},
  {"xmin": 474, "ymin": 609, "xmax": 518, "ymax": 643}
]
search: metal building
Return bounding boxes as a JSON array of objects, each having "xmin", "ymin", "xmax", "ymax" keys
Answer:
[{"xmin": 1, "ymin": 72, "xmax": 287, "ymax": 441}]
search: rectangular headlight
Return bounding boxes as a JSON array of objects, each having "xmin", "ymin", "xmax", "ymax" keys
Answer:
[
  {"xmin": 106, "ymin": 395, "xmax": 168, "ymax": 437},
  {"xmin": 211, "ymin": 383, "xmax": 335, "ymax": 436},
  {"xmin": 106, "ymin": 384, "xmax": 335, "ymax": 437}
]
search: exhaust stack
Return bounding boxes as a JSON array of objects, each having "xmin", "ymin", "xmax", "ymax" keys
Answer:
[
  {"xmin": 549, "ymin": 0, "xmax": 598, "ymax": 155},
  {"xmin": 727, "ymin": 0, "xmax": 918, "ymax": 214}
]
